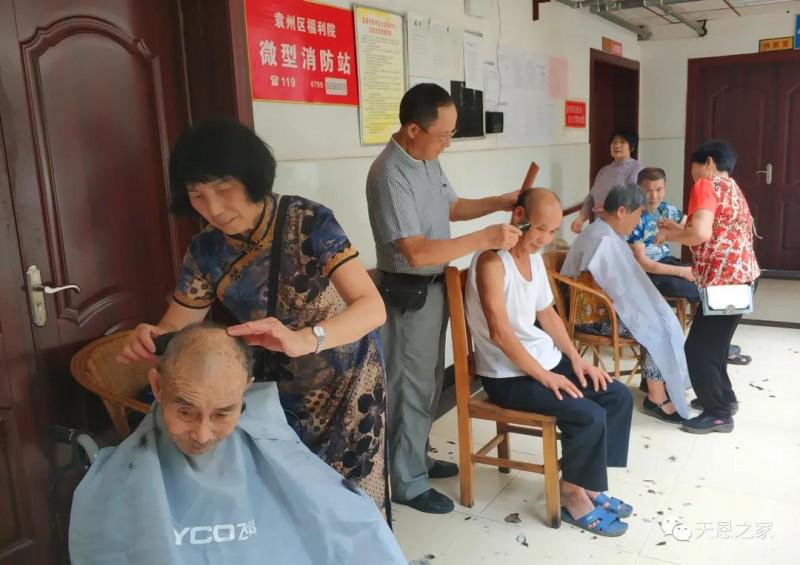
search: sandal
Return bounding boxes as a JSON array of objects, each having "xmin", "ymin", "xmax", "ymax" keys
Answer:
[
  {"xmin": 591, "ymin": 492, "xmax": 634, "ymax": 518},
  {"xmin": 561, "ymin": 506, "xmax": 628, "ymax": 537},
  {"xmin": 727, "ymin": 353, "xmax": 751, "ymax": 365}
]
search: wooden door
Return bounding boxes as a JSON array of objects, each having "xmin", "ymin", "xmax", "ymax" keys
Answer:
[
  {"xmin": 0, "ymin": 1, "xmax": 197, "ymax": 562},
  {"xmin": 686, "ymin": 51, "xmax": 800, "ymax": 271},
  {"xmin": 589, "ymin": 49, "xmax": 640, "ymax": 184}
]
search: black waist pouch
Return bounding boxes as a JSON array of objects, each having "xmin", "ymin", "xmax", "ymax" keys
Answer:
[{"xmin": 377, "ymin": 271, "xmax": 429, "ymax": 312}]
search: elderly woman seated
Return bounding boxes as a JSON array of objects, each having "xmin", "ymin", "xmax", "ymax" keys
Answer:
[
  {"xmin": 69, "ymin": 324, "xmax": 405, "ymax": 565},
  {"xmin": 561, "ymin": 184, "xmax": 691, "ymax": 423}
]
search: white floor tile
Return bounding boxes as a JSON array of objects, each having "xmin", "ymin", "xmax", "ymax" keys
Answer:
[{"xmin": 395, "ymin": 322, "xmax": 800, "ymax": 564}]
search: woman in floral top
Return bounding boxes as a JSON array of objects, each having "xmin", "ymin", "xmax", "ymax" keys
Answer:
[
  {"xmin": 117, "ymin": 119, "xmax": 390, "ymax": 513},
  {"xmin": 658, "ymin": 140, "xmax": 760, "ymax": 434}
]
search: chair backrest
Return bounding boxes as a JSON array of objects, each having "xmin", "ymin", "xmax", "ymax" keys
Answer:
[
  {"xmin": 542, "ymin": 250, "xmax": 569, "ymax": 324},
  {"xmin": 70, "ymin": 331, "xmax": 153, "ymax": 416},
  {"xmin": 444, "ymin": 267, "xmax": 476, "ymax": 408}
]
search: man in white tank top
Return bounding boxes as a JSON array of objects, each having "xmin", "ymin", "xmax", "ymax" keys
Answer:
[{"xmin": 465, "ymin": 189, "xmax": 633, "ymax": 537}]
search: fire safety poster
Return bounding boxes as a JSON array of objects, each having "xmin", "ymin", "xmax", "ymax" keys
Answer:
[{"xmin": 245, "ymin": 0, "xmax": 359, "ymax": 105}]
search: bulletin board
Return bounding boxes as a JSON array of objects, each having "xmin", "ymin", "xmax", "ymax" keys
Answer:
[{"xmin": 353, "ymin": 5, "xmax": 407, "ymax": 145}]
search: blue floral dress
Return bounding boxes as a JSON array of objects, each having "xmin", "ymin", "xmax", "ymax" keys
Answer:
[{"xmin": 174, "ymin": 194, "xmax": 387, "ymax": 511}]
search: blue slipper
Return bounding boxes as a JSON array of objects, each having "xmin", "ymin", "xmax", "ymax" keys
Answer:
[
  {"xmin": 560, "ymin": 506, "xmax": 628, "ymax": 537},
  {"xmin": 592, "ymin": 493, "xmax": 633, "ymax": 518}
]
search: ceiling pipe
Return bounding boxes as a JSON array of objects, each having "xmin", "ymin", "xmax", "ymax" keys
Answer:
[
  {"xmin": 605, "ymin": 0, "xmax": 698, "ymax": 9},
  {"xmin": 656, "ymin": 2, "xmax": 707, "ymax": 36},
  {"xmin": 554, "ymin": 0, "xmax": 653, "ymax": 40},
  {"xmin": 590, "ymin": 2, "xmax": 653, "ymax": 39}
]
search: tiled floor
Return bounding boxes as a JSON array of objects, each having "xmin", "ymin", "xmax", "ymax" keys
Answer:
[{"xmin": 394, "ymin": 324, "xmax": 800, "ymax": 564}]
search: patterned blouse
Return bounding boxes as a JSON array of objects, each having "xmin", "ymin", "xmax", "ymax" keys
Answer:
[
  {"xmin": 686, "ymin": 176, "xmax": 761, "ymax": 289},
  {"xmin": 627, "ymin": 202, "xmax": 684, "ymax": 261},
  {"xmin": 174, "ymin": 194, "xmax": 388, "ymax": 512}
]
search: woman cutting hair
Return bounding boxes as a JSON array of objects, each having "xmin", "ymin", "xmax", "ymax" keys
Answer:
[
  {"xmin": 658, "ymin": 139, "xmax": 760, "ymax": 435},
  {"xmin": 118, "ymin": 118, "xmax": 389, "ymax": 511}
]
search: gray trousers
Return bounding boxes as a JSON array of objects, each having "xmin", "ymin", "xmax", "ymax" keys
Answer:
[{"xmin": 380, "ymin": 281, "xmax": 448, "ymax": 501}]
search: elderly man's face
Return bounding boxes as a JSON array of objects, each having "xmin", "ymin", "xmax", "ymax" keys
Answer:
[
  {"xmin": 514, "ymin": 202, "xmax": 563, "ymax": 254},
  {"xmin": 150, "ymin": 349, "xmax": 251, "ymax": 456}
]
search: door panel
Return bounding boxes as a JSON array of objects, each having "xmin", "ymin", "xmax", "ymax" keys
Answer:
[
  {"xmin": 774, "ymin": 61, "xmax": 800, "ymax": 266},
  {"xmin": 0, "ymin": 1, "xmax": 199, "ymax": 563},
  {"xmin": 686, "ymin": 52, "xmax": 800, "ymax": 270}
]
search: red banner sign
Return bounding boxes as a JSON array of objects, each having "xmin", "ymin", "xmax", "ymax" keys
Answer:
[
  {"xmin": 245, "ymin": 0, "xmax": 358, "ymax": 105},
  {"xmin": 565, "ymin": 100, "xmax": 586, "ymax": 128}
]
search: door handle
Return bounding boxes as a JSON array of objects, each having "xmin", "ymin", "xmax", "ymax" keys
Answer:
[
  {"xmin": 756, "ymin": 163, "xmax": 773, "ymax": 185},
  {"xmin": 33, "ymin": 283, "xmax": 82, "ymax": 294},
  {"xmin": 25, "ymin": 265, "xmax": 81, "ymax": 327}
]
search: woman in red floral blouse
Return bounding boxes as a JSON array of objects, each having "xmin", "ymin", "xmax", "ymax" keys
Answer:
[{"xmin": 658, "ymin": 140, "xmax": 760, "ymax": 434}]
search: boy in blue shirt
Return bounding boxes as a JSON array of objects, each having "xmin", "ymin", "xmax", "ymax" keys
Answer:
[{"xmin": 627, "ymin": 167, "xmax": 698, "ymax": 299}]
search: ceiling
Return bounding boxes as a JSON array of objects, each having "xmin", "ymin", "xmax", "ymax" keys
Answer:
[{"xmin": 566, "ymin": 0, "xmax": 800, "ymax": 40}]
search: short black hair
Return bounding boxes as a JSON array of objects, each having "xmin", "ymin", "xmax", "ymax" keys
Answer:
[
  {"xmin": 168, "ymin": 118, "xmax": 277, "ymax": 215},
  {"xmin": 604, "ymin": 183, "xmax": 646, "ymax": 214},
  {"xmin": 690, "ymin": 139, "xmax": 737, "ymax": 173},
  {"xmin": 637, "ymin": 167, "xmax": 666, "ymax": 184},
  {"xmin": 399, "ymin": 83, "xmax": 454, "ymax": 128},
  {"xmin": 609, "ymin": 129, "xmax": 638, "ymax": 152}
]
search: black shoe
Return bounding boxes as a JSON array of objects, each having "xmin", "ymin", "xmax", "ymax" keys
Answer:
[
  {"xmin": 392, "ymin": 488, "xmax": 455, "ymax": 514},
  {"xmin": 690, "ymin": 398, "xmax": 739, "ymax": 416},
  {"xmin": 643, "ymin": 397, "xmax": 684, "ymax": 423},
  {"xmin": 428, "ymin": 459, "xmax": 459, "ymax": 479},
  {"xmin": 681, "ymin": 414, "xmax": 734, "ymax": 434}
]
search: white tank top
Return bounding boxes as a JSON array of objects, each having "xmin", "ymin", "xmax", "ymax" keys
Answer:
[{"xmin": 465, "ymin": 250, "xmax": 563, "ymax": 378}]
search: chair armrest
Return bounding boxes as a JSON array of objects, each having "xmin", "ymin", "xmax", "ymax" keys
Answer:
[{"xmin": 547, "ymin": 271, "xmax": 619, "ymax": 337}]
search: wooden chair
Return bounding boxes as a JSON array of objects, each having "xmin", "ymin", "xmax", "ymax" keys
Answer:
[
  {"xmin": 70, "ymin": 331, "xmax": 153, "ymax": 438},
  {"xmin": 542, "ymin": 251, "xmax": 643, "ymax": 384},
  {"xmin": 444, "ymin": 267, "xmax": 561, "ymax": 528}
]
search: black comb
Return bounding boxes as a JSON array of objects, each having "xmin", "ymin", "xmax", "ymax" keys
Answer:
[{"xmin": 153, "ymin": 332, "xmax": 177, "ymax": 356}]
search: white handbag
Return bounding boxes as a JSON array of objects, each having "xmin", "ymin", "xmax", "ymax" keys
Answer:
[{"xmin": 701, "ymin": 283, "xmax": 754, "ymax": 316}]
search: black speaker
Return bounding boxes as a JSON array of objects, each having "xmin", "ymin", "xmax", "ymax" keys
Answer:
[{"xmin": 485, "ymin": 111, "xmax": 503, "ymax": 133}]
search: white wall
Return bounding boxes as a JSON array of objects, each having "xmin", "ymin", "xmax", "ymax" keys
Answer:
[
  {"xmin": 638, "ymin": 6, "xmax": 800, "ymax": 209},
  {"xmin": 255, "ymin": 0, "xmax": 642, "ymax": 268}
]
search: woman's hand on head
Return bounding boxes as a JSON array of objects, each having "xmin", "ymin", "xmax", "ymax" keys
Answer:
[
  {"xmin": 117, "ymin": 323, "xmax": 162, "ymax": 364},
  {"xmin": 227, "ymin": 318, "xmax": 316, "ymax": 358}
]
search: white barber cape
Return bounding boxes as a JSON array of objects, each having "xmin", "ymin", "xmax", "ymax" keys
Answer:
[
  {"xmin": 561, "ymin": 219, "xmax": 690, "ymax": 418},
  {"xmin": 69, "ymin": 383, "xmax": 405, "ymax": 565}
]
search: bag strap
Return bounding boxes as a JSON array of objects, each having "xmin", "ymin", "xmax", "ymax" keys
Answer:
[{"xmin": 267, "ymin": 195, "xmax": 290, "ymax": 317}]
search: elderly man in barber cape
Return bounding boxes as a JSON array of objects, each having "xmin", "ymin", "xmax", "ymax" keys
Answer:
[
  {"xmin": 561, "ymin": 184, "xmax": 691, "ymax": 422},
  {"xmin": 69, "ymin": 323, "xmax": 405, "ymax": 565}
]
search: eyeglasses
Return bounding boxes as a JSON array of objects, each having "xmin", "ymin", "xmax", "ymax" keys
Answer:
[{"xmin": 418, "ymin": 124, "xmax": 457, "ymax": 141}]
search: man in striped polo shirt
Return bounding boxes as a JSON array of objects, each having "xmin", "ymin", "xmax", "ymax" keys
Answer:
[{"xmin": 366, "ymin": 83, "xmax": 521, "ymax": 514}]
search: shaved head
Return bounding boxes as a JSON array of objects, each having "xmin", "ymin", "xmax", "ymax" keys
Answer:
[
  {"xmin": 157, "ymin": 323, "xmax": 252, "ymax": 390},
  {"xmin": 149, "ymin": 323, "xmax": 254, "ymax": 456},
  {"xmin": 512, "ymin": 188, "xmax": 563, "ymax": 254}
]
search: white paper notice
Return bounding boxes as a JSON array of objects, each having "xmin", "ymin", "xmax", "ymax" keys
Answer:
[
  {"xmin": 483, "ymin": 61, "xmax": 500, "ymax": 110},
  {"xmin": 463, "ymin": 31, "xmax": 483, "ymax": 90},
  {"xmin": 409, "ymin": 75, "xmax": 451, "ymax": 94},
  {"xmin": 407, "ymin": 14, "xmax": 463, "ymax": 84},
  {"xmin": 496, "ymin": 48, "xmax": 555, "ymax": 146},
  {"xmin": 548, "ymin": 56, "xmax": 568, "ymax": 100}
]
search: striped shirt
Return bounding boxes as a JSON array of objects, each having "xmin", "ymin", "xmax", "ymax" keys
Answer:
[{"xmin": 366, "ymin": 137, "xmax": 458, "ymax": 275}]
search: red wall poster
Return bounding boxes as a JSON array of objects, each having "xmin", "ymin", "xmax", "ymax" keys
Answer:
[
  {"xmin": 245, "ymin": 0, "xmax": 359, "ymax": 105},
  {"xmin": 565, "ymin": 100, "xmax": 586, "ymax": 128}
]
